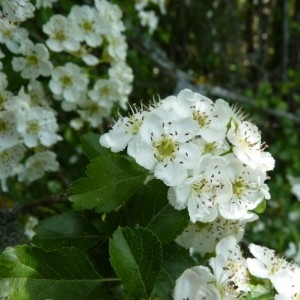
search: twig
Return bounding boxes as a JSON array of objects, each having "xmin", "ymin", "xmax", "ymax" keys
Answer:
[{"xmin": 133, "ymin": 36, "xmax": 300, "ymax": 124}]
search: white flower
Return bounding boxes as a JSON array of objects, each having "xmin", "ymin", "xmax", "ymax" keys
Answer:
[
  {"xmin": 247, "ymin": 244, "xmax": 291, "ymax": 279},
  {"xmin": 77, "ymin": 95, "xmax": 112, "ymax": 128},
  {"xmin": 108, "ymin": 62, "xmax": 133, "ymax": 109},
  {"xmin": 217, "ymin": 154, "xmax": 270, "ymax": 220},
  {"xmin": 0, "ymin": 143, "xmax": 26, "ymax": 181},
  {"xmin": 68, "ymin": 5, "xmax": 103, "ymax": 47},
  {"xmin": 43, "ymin": 14, "xmax": 80, "ymax": 52},
  {"xmin": 1, "ymin": 0, "xmax": 35, "ymax": 23},
  {"xmin": 12, "ymin": 40, "xmax": 53, "ymax": 79},
  {"xmin": 35, "ymin": 0, "xmax": 58, "ymax": 9},
  {"xmin": 100, "ymin": 108, "xmax": 146, "ymax": 152},
  {"xmin": 174, "ymin": 237, "xmax": 250, "ymax": 300},
  {"xmin": 0, "ymin": 111, "xmax": 21, "ymax": 151},
  {"xmin": 209, "ymin": 236, "xmax": 250, "ymax": 295},
  {"xmin": 0, "ymin": 23, "xmax": 29, "ymax": 54},
  {"xmin": 94, "ymin": 0, "xmax": 125, "ymax": 37},
  {"xmin": 127, "ymin": 109, "xmax": 200, "ymax": 186},
  {"xmin": 18, "ymin": 151, "xmax": 60, "ymax": 183},
  {"xmin": 173, "ymin": 266, "xmax": 221, "ymax": 300},
  {"xmin": 177, "ymin": 89, "xmax": 231, "ymax": 143},
  {"xmin": 49, "ymin": 63, "xmax": 89, "ymax": 103},
  {"xmin": 176, "ymin": 216, "xmax": 253, "ymax": 255},
  {"xmin": 138, "ymin": 10, "xmax": 158, "ymax": 34},
  {"xmin": 168, "ymin": 154, "xmax": 232, "ymax": 223},
  {"xmin": 106, "ymin": 34, "xmax": 128, "ymax": 61},
  {"xmin": 247, "ymin": 243, "xmax": 300, "ymax": 299},
  {"xmin": 16, "ymin": 106, "xmax": 62, "ymax": 148},
  {"xmin": 0, "ymin": 85, "xmax": 13, "ymax": 110},
  {"xmin": 227, "ymin": 120, "xmax": 267, "ymax": 169},
  {"xmin": 88, "ymin": 78, "xmax": 119, "ymax": 104}
]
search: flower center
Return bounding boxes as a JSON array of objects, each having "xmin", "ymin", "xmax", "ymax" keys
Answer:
[
  {"xmin": 127, "ymin": 115, "xmax": 142, "ymax": 134},
  {"xmin": 193, "ymin": 111, "xmax": 209, "ymax": 128},
  {"xmin": 82, "ymin": 20, "xmax": 93, "ymax": 32},
  {"xmin": 204, "ymin": 142, "xmax": 217, "ymax": 153},
  {"xmin": 193, "ymin": 178, "xmax": 210, "ymax": 194},
  {"xmin": 27, "ymin": 120, "xmax": 40, "ymax": 134},
  {"xmin": 153, "ymin": 135, "xmax": 177, "ymax": 162},
  {"xmin": 60, "ymin": 75, "xmax": 73, "ymax": 87},
  {"xmin": 26, "ymin": 54, "xmax": 39, "ymax": 66},
  {"xmin": 54, "ymin": 30, "xmax": 66, "ymax": 41},
  {"xmin": 0, "ymin": 119, "xmax": 8, "ymax": 133},
  {"xmin": 232, "ymin": 178, "xmax": 246, "ymax": 198}
]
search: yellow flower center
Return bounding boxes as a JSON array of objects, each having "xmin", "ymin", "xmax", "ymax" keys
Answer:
[{"xmin": 153, "ymin": 135, "xmax": 177, "ymax": 162}]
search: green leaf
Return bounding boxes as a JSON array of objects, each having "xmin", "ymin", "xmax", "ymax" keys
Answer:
[
  {"xmin": 81, "ymin": 133, "xmax": 110, "ymax": 160},
  {"xmin": 109, "ymin": 226, "xmax": 163, "ymax": 299},
  {"xmin": 134, "ymin": 180, "xmax": 189, "ymax": 244},
  {"xmin": 152, "ymin": 244, "xmax": 196, "ymax": 300},
  {"xmin": 254, "ymin": 199, "xmax": 267, "ymax": 214},
  {"xmin": 68, "ymin": 154, "xmax": 147, "ymax": 212},
  {"xmin": 0, "ymin": 245, "xmax": 103, "ymax": 300},
  {"xmin": 32, "ymin": 213, "xmax": 104, "ymax": 251}
]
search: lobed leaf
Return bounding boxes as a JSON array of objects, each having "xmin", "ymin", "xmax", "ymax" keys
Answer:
[{"xmin": 68, "ymin": 154, "xmax": 147, "ymax": 212}]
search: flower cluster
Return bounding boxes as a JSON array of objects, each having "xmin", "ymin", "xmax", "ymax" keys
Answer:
[
  {"xmin": 0, "ymin": 80, "xmax": 61, "ymax": 190},
  {"xmin": 100, "ymin": 88, "xmax": 274, "ymax": 224},
  {"xmin": 0, "ymin": 0, "xmax": 133, "ymax": 189},
  {"xmin": 174, "ymin": 236, "xmax": 300, "ymax": 299}
]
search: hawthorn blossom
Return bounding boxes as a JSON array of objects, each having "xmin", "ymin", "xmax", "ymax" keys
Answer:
[
  {"xmin": 0, "ymin": 0, "xmax": 35, "ymax": 23},
  {"xmin": 35, "ymin": 0, "xmax": 58, "ymax": 9},
  {"xmin": 168, "ymin": 154, "xmax": 232, "ymax": 222},
  {"xmin": 68, "ymin": 5, "xmax": 103, "ymax": 47},
  {"xmin": 173, "ymin": 266, "xmax": 221, "ymax": 300},
  {"xmin": 108, "ymin": 62, "xmax": 133, "ymax": 109},
  {"xmin": 18, "ymin": 151, "xmax": 60, "ymax": 183},
  {"xmin": 94, "ymin": 0, "xmax": 125, "ymax": 37},
  {"xmin": 43, "ymin": 14, "xmax": 80, "ymax": 52},
  {"xmin": 0, "ymin": 111, "xmax": 21, "ymax": 151},
  {"xmin": 88, "ymin": 78, "xmax": 119, "ymax": 104},
  {"xmin": 0, "ymin": 22, "xmax": 29, "ymax": 53},
  {"xmin": 12, "ymin": 40, "xmax": 53, "ymax": 79},
  {"xmin": 217, "ymin": 154, "xmax": 270, "ymax": 220},
  {"xmin": 77, "ymin": 95, "xmax": 112, "ymax": 128},
  {"xmin": 49, "ymin": 63, "xmax": 89, "ymax": 103},
  {"xmin": 127, "ymin": 109, "xmax": 201, "ymax": 186},
  {"xmin": 247, "ymin": 243, "xmax": 300, "ymax": 299},
  {"xmin": 0, "ymin": 143, "xmax": 26, "ymax": 183},
  {"xmin": 176, "ymin": 216, "xmax": 254, "ymax": 255},
  {"xmin": 227, "ymin": 120, "xmax": 265, "ymax": 169},
  {"xmin": 16, "ymin": 106, "xmax": 62, "ymax": 148},
  {"xmin": 174, "ymin": 236, "xmax": 250, "ymax": 300},
  {"xmin": 100, "ymin": 108, "xmax": 147, "ymax": 152},
  {"xmin": 138, "ymin": 10, "xmax": 158, "ymax": 34},
  {"xmin": 178, "ymin": 89, "xmax": 230, "ymax": 140}
]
